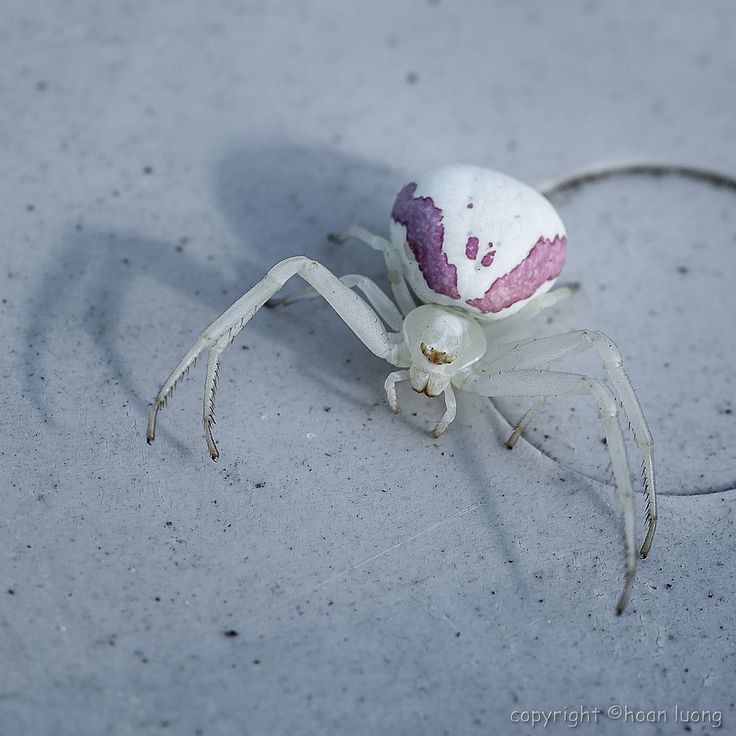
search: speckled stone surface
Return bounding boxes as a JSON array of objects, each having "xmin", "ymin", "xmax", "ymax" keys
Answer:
[{"xmin": 1, "ymin": 2, "xmax": 735, "ymax": 735}]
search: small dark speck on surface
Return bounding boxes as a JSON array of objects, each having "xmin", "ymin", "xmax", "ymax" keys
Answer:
[
  {"xmin": 26, "ymin": 204, "xmax": 35, "ymax": 211},
  {"xmin": 677, "ymin": 265, "xmax": 689, "ymax": 274},
  {"xmin": 143, "ymin": 165, "xmax": 153, "ymax": 175},
  {"xmin": 255, "ymin": 482, "xmax": 266, "ymax": 489},
  {"xmin": 7, "ymin": 588, "xmax": 15, "ymax": 595},
  {"xmin": 223, "ymin": 630, "xmax": 239, "ymax": 638},
  {"xmin": 35, "ymin": 80, "xmax": 47, "ymax": 91},
  {"xmin": 405, "ymin": 71, "xmax": 419, "ymax": 85}
]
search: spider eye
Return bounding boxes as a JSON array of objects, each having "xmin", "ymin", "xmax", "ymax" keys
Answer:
[{"xmin": 420, "ymin": 342, "xmax": 457, "ymax": 365}]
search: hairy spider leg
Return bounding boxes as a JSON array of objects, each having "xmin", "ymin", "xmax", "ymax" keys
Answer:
[{"xmin": 147, "ymin": 257, "xmax": 403, "ymax": 460}]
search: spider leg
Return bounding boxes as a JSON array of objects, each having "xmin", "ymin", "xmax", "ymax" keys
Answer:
[
  {"xmin": 148, "ymin": 256, "xmax": 403, "ymax": 460},
  {"xmin": 483, "ymin": 286, "xmax": 579, "ymax": 449},
  {"xmin": 432, "ymin": 386, "xmax": 457, "ymax": 438},
  {"xmin": 267, "ymin": 273, "xmax": 404, "ymax": 331},
  {"xmin": 329, "ymin": 224, "xmax": 417, "ymax": 316},
  {"xmin": 485, "ymin": 329, "xmax": 656, "ymax": 558},
  {"xmin": 505, "ymin": 397, "xmax": 545, "ymax": 449},
  {"xmin": 384, "ymin": 370, "xmax": 410, "ymax": 413},
  {"xmin": 456, "ymin": 367, "xmax": 638, "ymax": 614}
]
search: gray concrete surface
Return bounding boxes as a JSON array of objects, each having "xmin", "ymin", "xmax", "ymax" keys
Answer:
[{"xmin": 1, "ymin": 2, "xmax": 735, "ymax": 734}]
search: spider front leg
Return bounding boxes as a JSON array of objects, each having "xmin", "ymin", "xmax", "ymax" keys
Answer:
[
  {"xmin": 486, "ymin": 329, "xmax": 656, "ymax": 558},
  {"xmin": 148, "ymin": 256, "xmax": 403, "ymax": 460},
  {"xmin": 456, "ymin": 366, "xmax": 638, "ymax": 614}
]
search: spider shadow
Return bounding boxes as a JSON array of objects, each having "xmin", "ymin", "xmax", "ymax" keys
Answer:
[
  {"xmin": 22, "ymin": 142, "xmax": 404, "ymax": 453},
  {"xmin": 209, "ymin": 141, "xmax": 408, "ymax": 418},
  {"xmin": 450, "ymin": 394, "xmax": 621, "ymax": 606},
  {"xmin": 22, "ymin": 227, "xmax": 246, "ymax": 456},
  {"xmin": 446, "ymin": 401, "xmax": 534, "ymax": 601}
]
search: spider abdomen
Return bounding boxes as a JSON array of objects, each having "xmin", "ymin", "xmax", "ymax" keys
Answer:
[{"xmin": 389, "ymin": 164, "xmax": 567, "ymax": 320}]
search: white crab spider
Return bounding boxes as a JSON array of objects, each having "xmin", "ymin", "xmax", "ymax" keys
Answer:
[{"xmin": 147, "ymin": 164, "xmax": 658, "ymax": 614}]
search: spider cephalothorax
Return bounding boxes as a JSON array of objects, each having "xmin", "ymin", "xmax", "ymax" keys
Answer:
[{"xmin": 147, "ymin": 163, "xmax": 658, "ymax": 614}]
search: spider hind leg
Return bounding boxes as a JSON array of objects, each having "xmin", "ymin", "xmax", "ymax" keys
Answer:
[{"xmin": 457, "ymin": 367, "xmax": 639, "ymax": 613}]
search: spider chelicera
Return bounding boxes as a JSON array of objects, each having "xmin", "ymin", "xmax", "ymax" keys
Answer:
[{"xmin": 147, "ymin": 163, "xmax": 672, "ymax": 613}]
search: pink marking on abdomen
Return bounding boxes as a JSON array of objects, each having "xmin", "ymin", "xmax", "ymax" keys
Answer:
[
  {"xmin": 480, "ymin": 250, "xmax": 496, "ymax": 267},
  {"xmin": 391, "ymin": 183, "xmax": 460, "ymax": 299},
  {"xmin": 465, "ymin": 236, "xmax": 479, "ymax": 260},
  {"xmin": 466, "ymin": 235, "xmax": 567, "ymax": 313}
]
